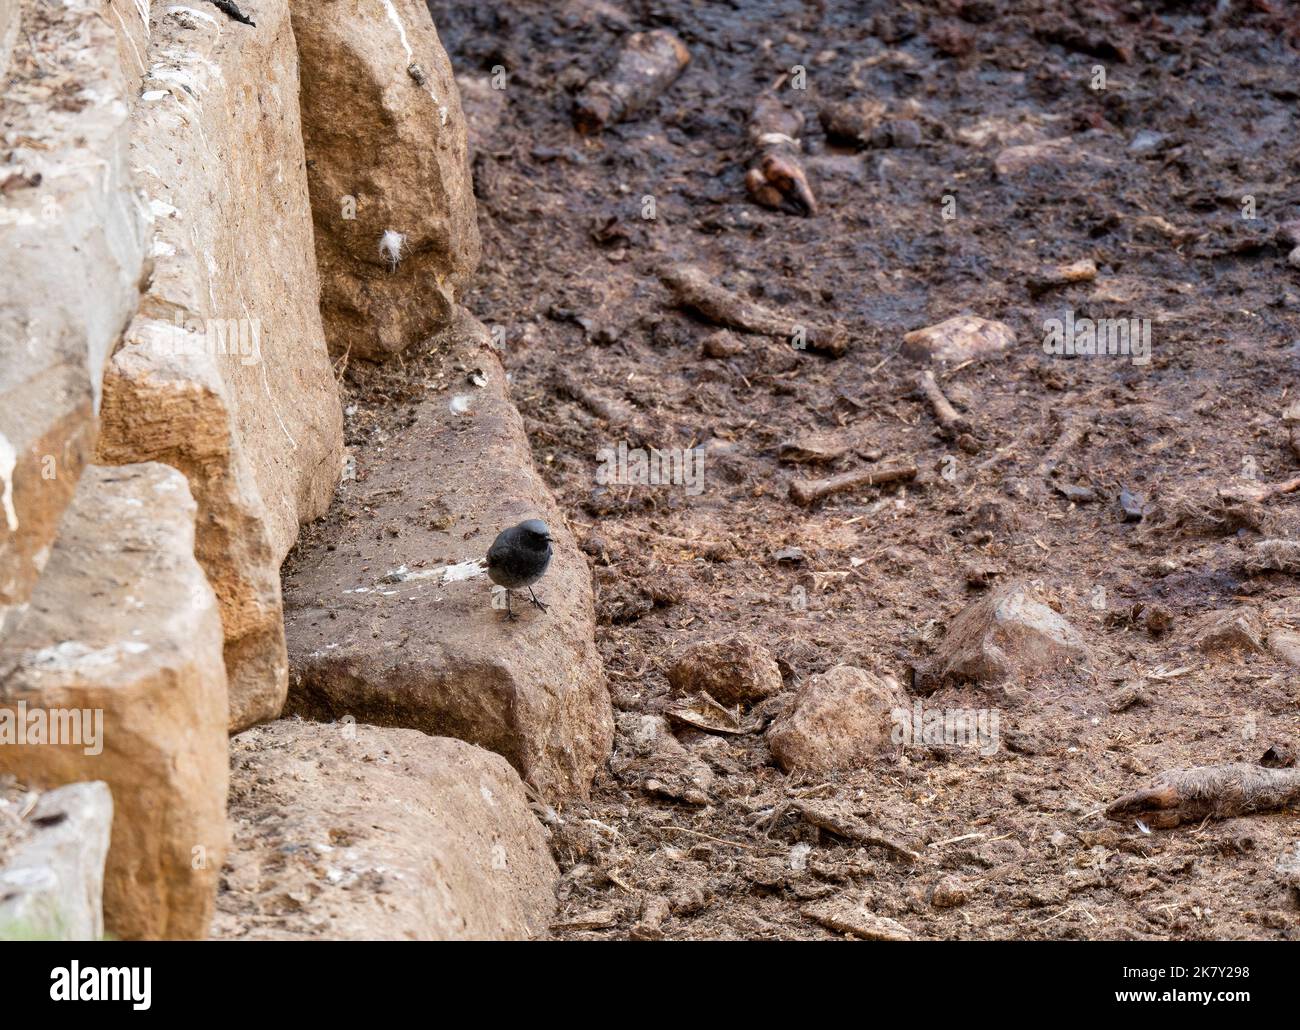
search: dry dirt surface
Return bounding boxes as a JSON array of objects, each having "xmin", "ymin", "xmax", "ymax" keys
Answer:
[{"xmin": 398, "ymin": 0, "xmax": 1300, "ymax": 939}]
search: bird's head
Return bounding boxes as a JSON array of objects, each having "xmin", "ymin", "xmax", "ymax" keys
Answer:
[{"xmin": 517, "ymin": 518, "xmax": 552, "ymax": 545}]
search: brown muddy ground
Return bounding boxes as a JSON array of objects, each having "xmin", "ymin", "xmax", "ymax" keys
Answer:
[{"xmin": 414, "ymin": 0, "xmax": 1300, "ymax": 939}]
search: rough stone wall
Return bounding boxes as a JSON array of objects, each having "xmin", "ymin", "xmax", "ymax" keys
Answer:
[
  {"xmin": 0, "ymin": 464, "xmax": 229, "ymax": 940},
  {"xmin": 0, "ymin": 0, "xmax": 150, "ymax": 641},
  {"xmin": 215, "ymin": 722, "xmax": 558, "ymax": 940},
  {"xmin": 291, "ymin": 0, "xmax": 480, "ymax": 360},
  {"xmin": 96, "ymin": 0, "xmax": 345, "ymax": 730}
]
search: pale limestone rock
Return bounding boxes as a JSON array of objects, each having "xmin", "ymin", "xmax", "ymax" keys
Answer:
[
  {"xmin": 215, "ymin": 721, "xmax": 558, "ymax": 940},
  {"xmin": 1195, "ymin": 607, "xmax": 1266, "ymax": 656},
  {"xmin": 291, "ymin": 0, "xmax": 481, "ymax": 360},
  {"xmin": 0, "ymin": 783, "xmax": 112, "ymax": 941},
  {"xmin": 0, "ymin": 464, "xmax": 229, "ymax": 940},
  {"xmin": 97, "ymin": 0, "xmax": 344, "ymax": 730},
  {"xmin": 0, "ymin": 0, "xmax": 149, "ymax": 640}
]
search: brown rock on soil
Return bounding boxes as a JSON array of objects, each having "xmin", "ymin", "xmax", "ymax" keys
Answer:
[
  {"xmin": 0, "ymin": 0, "xmax": 149, "ymax": 640},
  {"xmin": 1268, "ymin": 629, "xmax": 1300, "ymax": 669},
  {"xmin": 914, "ymin": 583, "xmax": 1090, "ymax": 695},
  {"xmin": 901, "ymin": 315, "xmax": 1016, "ymax": 364},
  {"xmin": 667, "ymin": 635, "xmax": 783, "ymax": 706},
  {"xmin": 1194, "ymin": 607, "xmax": 1266, "ymax": 656},
  {"xmin": 993, "ymin": 135, "xmax": 1102, "ymax": 177},
  {"xmin": 573, "ymin": 29, "xmax": 690, "ymax": 134},
  {"xmin": 97, "ymin": 0, "xmax": 345, "ymax": 731},
  {"xmin": 767, "ymin": 665, "xmax": 905, "ymax": 774},
  {"xmin": 1028, "ymin": 258, "xmax": 1098, "ymax": 294},
  {"xmin": 283, "ymin": 311, "xmax": 613, "ymax": 800},
  {"xmin": 214, "ymin": 720, "xmax": 557, "ymax": 940},
  {"xmin": 819, "ymin": 98, "xmax": 887, "ymax": 146},
  {"xmin": 291, "ymin": 0, "xmax": 480, "ymax": 360},
  {"xmin": 701, "ymin": 329, "xmax": 745, "ymax": 358},
  {"xmin": 929, "ymin": 876, "xmax": 969, "ymax": 909},
  {"xmin": 0, "ymin": 464, "xmax": 229, "ymax": 940}
]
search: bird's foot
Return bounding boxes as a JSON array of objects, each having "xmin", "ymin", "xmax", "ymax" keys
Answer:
[
  {"xmin": 501, "ymin": 608, "xmax": 519, "ymax": 622},
  {"xmin": 528, "ymin": 589, "xmax": 549, "ymax": 613}
]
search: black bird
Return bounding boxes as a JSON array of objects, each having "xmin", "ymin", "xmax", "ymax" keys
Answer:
[
  {"xmin": 208, "ymin": 0, "xmax": 256, "ymax": 26},
  {"xmin": 486, "ymin": 518, "xmax": 553, "ymax": 620}
]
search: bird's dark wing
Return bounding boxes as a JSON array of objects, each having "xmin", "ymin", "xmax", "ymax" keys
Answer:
[{"xmin": 486, "ymin": 533, "xmax": 511, "ymax": 568}]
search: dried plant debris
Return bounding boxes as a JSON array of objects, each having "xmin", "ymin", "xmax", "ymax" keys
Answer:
[
  {"xmin": 421, "ymin": 0, "xmax": 1300, "ymax": 940},
  {"xmin": 1107, "ymin": 765, "xmax": 1300, "ymax": 829},
  {"xmin": 1242, "ymin": 539, "xmax": 1300, "ymax": 574}
]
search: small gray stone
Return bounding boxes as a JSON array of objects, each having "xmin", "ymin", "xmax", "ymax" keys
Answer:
[{"xmin": 1128, "ymin": 130, "xmax": 1168, "ymax": 155}]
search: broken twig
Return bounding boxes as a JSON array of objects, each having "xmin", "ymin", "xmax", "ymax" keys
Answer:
[
  {"xmin": 789, "ymin": 464, "xmax": 917, "ymax": 507},
  {"xmin": 659, "ymin": 264, "xmax": 846, "ymax": 357},
  {"xmin": 788, "ymin": 800, "xmax": 923, "ymax": 863},
  {"xmin": 1219, "ymin": 475, "xmax": 1300, "ymax": 505},
  {"xmin": 919, "ymin": 369, "xmax": 972, "ymax": 439}
]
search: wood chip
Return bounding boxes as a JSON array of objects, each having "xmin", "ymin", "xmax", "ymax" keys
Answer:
[{"xmin": 802, "ymin": 898, "xmax": 917, "ymax": 940}]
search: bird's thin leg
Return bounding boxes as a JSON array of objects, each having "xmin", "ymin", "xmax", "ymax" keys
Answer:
[
  {"xmin": 504, "ymin": 590, "xmax": 518, "ymax": 621},
  {"xmin": 528, "ymin": 587, "xmax": 549, "ymax": 612}
]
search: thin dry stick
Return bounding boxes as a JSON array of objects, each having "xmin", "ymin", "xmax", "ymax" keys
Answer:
[
  {"xmin": 1221, "ymin": 475, "xmax": 1300, "ymax": 504},
  {"xmin": 919, "ymin": 369, "xmax": 971, "ymax": 437},
  {"xmin": 659, "ymin": 263, "xmax": 847, "ymax": 357},
  {"xmin": 928, "ymin": 831, "xmax": 985, "ymax": 849},
  {"xmin": 789, "ymin": 801, "xmax": 923, "ymax": 863},
  {"xmin": 658, "ymin": 826, "xmax": 757, "ymax": 850},
  {"xmin": 789, "ymin": 464, "xmax": 917, "ymax": 506}
]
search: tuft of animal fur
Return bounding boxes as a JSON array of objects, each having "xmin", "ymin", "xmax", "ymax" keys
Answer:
[{"xmin": 378, "ymin": 229, "xmax": 406, "ymax": 271}]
